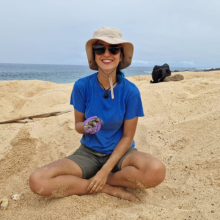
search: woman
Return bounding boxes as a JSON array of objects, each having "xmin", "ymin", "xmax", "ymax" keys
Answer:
[{"xmin": 29, "ymin": 27, "xmax": 166, "ymax": 201}]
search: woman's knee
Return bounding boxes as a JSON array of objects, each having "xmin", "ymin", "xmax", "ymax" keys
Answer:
[
  {"xmin": 151, "ymin": 160, "xmax": 166, "ymax": 183},
  {"xmin": 142, "ymin": 159, "xmax": 166, "ymax": 187},
  {"xmin": 29, "ymin": 171, "xmax": 51, "ymax": 196}
]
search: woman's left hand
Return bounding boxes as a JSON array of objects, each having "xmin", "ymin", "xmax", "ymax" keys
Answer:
[{"xmin": 86, "ymin": 169, "xmax": 109, "ymax": 194}]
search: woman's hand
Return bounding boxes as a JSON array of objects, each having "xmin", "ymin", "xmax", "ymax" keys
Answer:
[
  {"xmin": 83, "ymin": 116, "xmax": 102, "ymax": 134},
  {"xmin": 86, "ymin": 169, "xmax": 109, "ymax": 194}
]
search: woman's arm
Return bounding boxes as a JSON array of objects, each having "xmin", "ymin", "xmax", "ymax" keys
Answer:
[
  {"xmin": 102, "ymin": 117, "xmax": 138, "ymax": 172},
  {"xmin": 87, "ymin": 117, "xmax": 138, "ymax": 193},
  {"xmin": 74, "ymin": 109, "xmax": 87, "ymax": 134}
]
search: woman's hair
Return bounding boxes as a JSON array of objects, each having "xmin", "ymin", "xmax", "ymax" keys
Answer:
[
  {"xmin": 116, "ymin": 47, "xmax": 125, "ymax": 82},
  {"xmin": 116, "ymin": 66, "xmax": 124, "ymax": 82}
]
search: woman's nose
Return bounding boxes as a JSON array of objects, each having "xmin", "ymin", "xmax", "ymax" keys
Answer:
[{"xmin": 103, "ymin": 46, "xmax": 111, "ymax": 55}]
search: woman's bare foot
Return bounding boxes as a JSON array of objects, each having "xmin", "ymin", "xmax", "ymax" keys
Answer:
[{"xmin": 103, "ymin": 185, "xmax": 138, "ymax": 201}]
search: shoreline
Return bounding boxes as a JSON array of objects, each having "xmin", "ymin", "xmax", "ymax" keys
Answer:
[
  {"xmin": 1, "ymin": 63, "xmax": 220, "ymax": 84},
  {"xmin": 173, "ymin": 67, "xmax": 220, "ymax": 72}
]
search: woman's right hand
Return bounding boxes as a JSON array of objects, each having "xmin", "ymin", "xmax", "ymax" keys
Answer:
[
  {"xmin": 86, "ymin": 169, "xmax": 109, "ymax": 194},
  {"xmin": 83, "ymin": 116, "xmax": 102, "ymax": 134}
]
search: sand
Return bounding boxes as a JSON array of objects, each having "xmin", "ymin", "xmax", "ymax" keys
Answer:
[{"xmin": 0, "ymin": 71, "xmax": 220, "ymax": 220}]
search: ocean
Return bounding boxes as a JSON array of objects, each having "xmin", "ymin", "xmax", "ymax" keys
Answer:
[{"xmin": 0, "ymin": 63, "xmax": 196, "ymax": 84}]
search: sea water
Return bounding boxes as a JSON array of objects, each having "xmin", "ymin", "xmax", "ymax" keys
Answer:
[{"xmin": 0, "ymin": 63, "xmax": 196, "ymax": 84}]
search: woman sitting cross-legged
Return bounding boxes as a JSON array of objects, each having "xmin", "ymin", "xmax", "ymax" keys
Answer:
[{"xmin": 29, "ymin": 27, "xmax": 166, "ymax": 201}]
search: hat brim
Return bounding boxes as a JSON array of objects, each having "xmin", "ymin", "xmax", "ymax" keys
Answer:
[{"xmin": 86, "ymin": 37, "xmax": 134, "ymax": 70}]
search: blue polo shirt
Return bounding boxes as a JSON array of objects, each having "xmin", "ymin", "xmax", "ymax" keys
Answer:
[{"xmin": 70, "ymin": 72, "xmax": 144, "ymax": 154}]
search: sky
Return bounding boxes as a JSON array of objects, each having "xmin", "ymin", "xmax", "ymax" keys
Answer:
[{"xmin": 0, "ymin": 0, "xmax": 220, "ymax": 68}]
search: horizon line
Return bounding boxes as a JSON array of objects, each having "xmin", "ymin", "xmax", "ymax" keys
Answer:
[{"xmin": 0, "ymin": 62, "xmax": 215, "ymax": 69}]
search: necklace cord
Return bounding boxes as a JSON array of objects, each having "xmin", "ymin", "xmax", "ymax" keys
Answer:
[
  {"xmin": 97, "ymin": 66, "xmax": 117, "ymax": 99},
  {"xmin": 97, "ymin": 75, "xmax": 117, "ymax": 91},
  {"xmin": 97, "ymin": 75, "xmax": 117, "ymax": 99}
]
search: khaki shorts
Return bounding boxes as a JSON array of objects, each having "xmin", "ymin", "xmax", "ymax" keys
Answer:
[{"xmin": 66, "ymin": 144, "xmax": 138, "ymax": 179}]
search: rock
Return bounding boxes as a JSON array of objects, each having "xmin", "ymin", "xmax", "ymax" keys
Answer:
[
  {"xmin": 0, "ymin": 197, "xmax": 9, "ymax": 210},
  {"xmin": 12, "ymin": 194, "xmax": 22, "ymax": 201}
]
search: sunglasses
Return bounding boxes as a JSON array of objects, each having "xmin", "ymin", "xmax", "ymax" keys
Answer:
[{"xmin": 93, "ymin": 44, "xmax": 122, "ymax": 55}]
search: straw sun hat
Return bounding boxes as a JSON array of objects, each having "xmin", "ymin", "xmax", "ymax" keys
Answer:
[{"xmin": 86, "ymin": 27, "xmax": 134, "ymax": 70}]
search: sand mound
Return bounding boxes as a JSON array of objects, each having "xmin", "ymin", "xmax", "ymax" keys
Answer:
[{"xmin": 0, "ymin": 71, "xmax": 220, "ymax": 219}]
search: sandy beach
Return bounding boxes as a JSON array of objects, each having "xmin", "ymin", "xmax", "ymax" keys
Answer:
[{"xmin": 0, "ymin": 71, "xmax": 220, "ymax": 220}]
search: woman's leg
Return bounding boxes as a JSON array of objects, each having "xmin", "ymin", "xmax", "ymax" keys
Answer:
[
  {"xmin": 29, "ymin": 158, "xmax": 137, "ymax": 201},
  {"xmin": 29, "ymin": 158, "xmax": 88, "ymax": 197},
  {"xmin": 107, "ymin": 152, "xmax": 166, "ymax": 189}
]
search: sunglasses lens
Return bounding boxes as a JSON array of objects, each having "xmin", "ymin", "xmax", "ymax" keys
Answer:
[
  {"xmin": 93, "ymin": 45, "xmax": 105, "ymax": 55},
  {"xmin": 93, "ymin": 44, "xmax": 121, "ymax": 55},
  {"xmin": 109, "ymin": 45, "xmax": 121, "ymax": 55}
]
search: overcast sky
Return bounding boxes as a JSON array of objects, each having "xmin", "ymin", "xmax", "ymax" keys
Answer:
[{"xmin": 0, "ymin": 0, "xmax": 220, "ymax": 68}]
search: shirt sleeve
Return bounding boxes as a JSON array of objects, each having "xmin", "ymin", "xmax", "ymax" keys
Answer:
[
  {"xmin": 124, "ymin": 92, "xmax": 144, "ymax": 120},
  {"xmin": 70, "ymin": 81, "xmax": 86, "ymax": 113}
]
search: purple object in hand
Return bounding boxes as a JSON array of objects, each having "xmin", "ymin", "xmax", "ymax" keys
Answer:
[{"xmin": 83, "ymin": 116, "xmax": 102, "ymax": 134}]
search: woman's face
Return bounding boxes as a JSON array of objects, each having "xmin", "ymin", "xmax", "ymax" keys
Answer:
[{"xmin": 94, "ymin": 40, "xmax": 122, "ymax": 74}]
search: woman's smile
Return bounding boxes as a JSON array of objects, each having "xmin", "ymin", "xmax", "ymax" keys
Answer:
[{"xmin": 102, "ymin": 59, "xmax": 113, "ymax": 64}]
